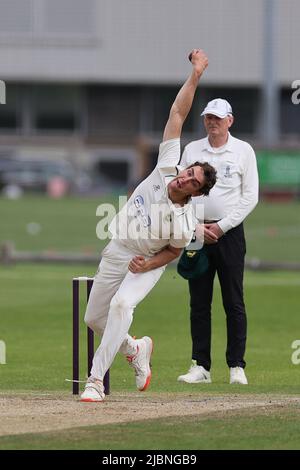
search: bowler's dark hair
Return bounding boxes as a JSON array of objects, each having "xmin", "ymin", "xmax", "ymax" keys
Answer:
[{"xmin": 188, "ymin": 162, "xmax": 217, "ymax": 196}]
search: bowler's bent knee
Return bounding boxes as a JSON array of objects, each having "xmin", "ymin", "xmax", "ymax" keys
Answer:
[
  {"xmin": 110, "ymin": 292, "xmax": 135, "ymax": 320},
  {"xmin": 84, "ymin": 309, "xmax": 106, "ymax": 336}
]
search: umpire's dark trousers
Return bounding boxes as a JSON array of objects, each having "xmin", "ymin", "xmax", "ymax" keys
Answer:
[{"xmin": 188, "ymin": 223, "xmax": 247, "ymax": 370}]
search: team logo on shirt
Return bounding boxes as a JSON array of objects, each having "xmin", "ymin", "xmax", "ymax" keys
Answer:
[
  {"xmin": 224, "ymin": 165, "xmax": 232, "ymax": 178},
  {"xmin": 134, "ymin": 195, "xmax": 144, "ymax": 208},
  {"xmin": 134, "ymin": 195, "xmax": 151, "ymax": 227}
]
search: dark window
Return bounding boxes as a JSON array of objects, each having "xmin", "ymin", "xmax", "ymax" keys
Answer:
[
  {"xmin": 33, "ymin": 85, "xmax": 80, "ymax": 131},
  {"xmin": 97, "ymin": 161, "xmax": 128, "ymax": 184},
  {"xmin": 0, "ymin": 84, "xmax": 20, "ymax": 130},
  {"xmin": 87, "ymin": 86, "xmax": 139, "ymax": 137},
  {"xmin": 281, "ymin": 88, "xmax": 300, "ymax": 135},
  {"xmin": 36, "ymin": 113, "xmax": 76, "ymax": 130}
]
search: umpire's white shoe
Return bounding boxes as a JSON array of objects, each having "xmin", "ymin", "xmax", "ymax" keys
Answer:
[
  {"xmin": 177, "ymin": 361, "xmax": 211, "ymax": 383},
  {"xmin": 127, "ymin": 336, "xmax": 153, "ymax": 391},
  {"xmin": 229, "ymin": 367, "xmax": 248, "ymax": 385},
  {"xmin": 80, "ymin": 377, "xmax": 105, "ymax": 402}
]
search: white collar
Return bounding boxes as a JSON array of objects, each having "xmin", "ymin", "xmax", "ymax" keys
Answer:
[{"xmin": 203, "ymin": 132, "xmax": 234, "ymax": 154}]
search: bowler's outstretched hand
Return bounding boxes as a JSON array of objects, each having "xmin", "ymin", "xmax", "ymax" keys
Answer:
[{"xmin": 188, "ymin": 49, "xmax": 208, "ymax": 77}]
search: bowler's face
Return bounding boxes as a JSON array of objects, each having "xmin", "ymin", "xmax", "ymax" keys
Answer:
[{"xmin": 169, "ymin": 166, "xmax": 205, "ymax": 197}]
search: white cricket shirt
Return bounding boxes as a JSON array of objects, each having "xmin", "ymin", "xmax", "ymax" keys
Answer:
[
  {"xmin": 180, "ymin": 133, "xmax": 259, "ymax": 233},
  {"xmin": 109, "ymin": 138, "xmax": 195, "ymax": 257}
]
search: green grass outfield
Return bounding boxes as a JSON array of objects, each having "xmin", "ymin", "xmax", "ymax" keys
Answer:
[
  {"xmin": 1, "ymin": 195, "xmax": 300, "ymax": 262},
  {"xmin": 0, "ymin": 264, "xmax": 300, "ymax": 449}
]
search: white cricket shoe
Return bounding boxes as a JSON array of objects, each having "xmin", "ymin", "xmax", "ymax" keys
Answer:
[
  {"xmin": 80, "ymin": 377, "xmax": 105, "ymax": 402},
  {"xmin": 127, "ymin": 336, "xmax": 153, "ymax": 391},
  {"xmin": 229, "ymin": 367, "xmax": 248, "ymax": 385},
  {"xmin": 177, "ymin": 361, "xmax": 211, "ymax": 383}
]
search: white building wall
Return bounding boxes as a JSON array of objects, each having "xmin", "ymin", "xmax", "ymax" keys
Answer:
[
  {"xmin": 0, "ymin": 0, "xmax": 297, "ymax": 85},
  {"xmin": 278, "ymin": 0, "xmax": 299, "ymax": 84}
]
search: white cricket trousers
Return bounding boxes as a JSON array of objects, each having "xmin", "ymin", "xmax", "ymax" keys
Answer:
[{"xmin": 84, "ymin": 239, "xmax": 165, "ymax": 381}]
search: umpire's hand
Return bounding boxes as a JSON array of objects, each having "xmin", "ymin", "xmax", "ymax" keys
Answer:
[{"xmin": 204, "ymin": 223, "xmax": 224, "ymax": 244}]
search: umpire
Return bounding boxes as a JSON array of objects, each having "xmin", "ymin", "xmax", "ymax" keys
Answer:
[{"xmin": 178, "ymin": 98, "xmax": 259, "ymax": 385}]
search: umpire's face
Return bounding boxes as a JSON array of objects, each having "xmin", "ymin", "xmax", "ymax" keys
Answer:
[{"xmin": 204, "ymin": 113, "xmax": 234, "ymax": 140}]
